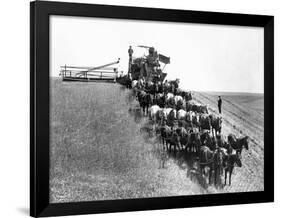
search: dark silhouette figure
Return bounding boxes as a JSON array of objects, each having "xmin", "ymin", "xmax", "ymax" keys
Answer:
[
  {"xmin": 128, "ymin": 46, "xmax": 134, "ymax": 74},
  {"xmin": 128, "ymin": 46, "xmax": 133, "ymax": 60},
  {"xmin": 218, "ymin": 96, "xmax": 222, "ymax": 114}
]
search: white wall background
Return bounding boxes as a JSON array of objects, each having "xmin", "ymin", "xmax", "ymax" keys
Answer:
[{"xmin": 0, "ymin": 0, "xmax": 279, "ymax": 217}]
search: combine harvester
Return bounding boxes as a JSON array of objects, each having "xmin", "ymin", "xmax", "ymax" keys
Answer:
[
  {"xmin": 60, "ymin": 58, "xmax": 120, "ymax": 82},
  {"xmin": 117, "ymin": 45, "xmax": 170, "ymax": 86}
]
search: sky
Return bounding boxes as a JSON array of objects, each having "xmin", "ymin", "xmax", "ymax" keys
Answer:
[{"xmin": 50, "ymin": 15, "xmax": 264, "ymax": 93}]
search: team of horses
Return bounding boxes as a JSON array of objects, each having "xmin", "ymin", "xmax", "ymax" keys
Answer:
[{"xmin": 127, "ymin": 78, "xmax": 250, "ymax": 186}]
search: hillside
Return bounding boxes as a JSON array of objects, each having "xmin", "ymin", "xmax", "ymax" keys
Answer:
[
  {"xmin": 193, "ymin": 91, "xmax": 264, "ymax": 192},
  {"xmin": 50, "ymin": 78, "xmax": 264, "ymax": 203}
]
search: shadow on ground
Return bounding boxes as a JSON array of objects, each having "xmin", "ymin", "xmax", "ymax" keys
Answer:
[{"xmin": 127, "ymin": 99, "xmax": 226, "ymax": 192}]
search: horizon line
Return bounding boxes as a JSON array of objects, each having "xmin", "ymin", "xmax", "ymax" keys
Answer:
[
  {"xmin": 49, "ymin": 76, "xmax": 263, "ymax": 95},
  {"xmin": 192, "ymin": 90, "xmax": 264, "ymax": 95}
]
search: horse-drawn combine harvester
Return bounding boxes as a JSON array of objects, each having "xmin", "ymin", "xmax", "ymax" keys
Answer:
[
  {"xmin": 116, "ymin": 45, "xmax": 171, "ymax": 86},
  {"xmin": 59, "ymin": 45, "xmax": 250, "ymax": 187},
  {"xmin": 129, "ymin": 45, "xmax": 170, "ymax": 82},
  {"xmin": 118, "ymin": 45, "xmax": 250, "ymax": 187},
  {"xmin": 60, "ymin": 58, "xmax": 120, "ymax": 82},
  {"xmin": 60, "ymin": 45, "xmax": 170, "ymax": 84}
]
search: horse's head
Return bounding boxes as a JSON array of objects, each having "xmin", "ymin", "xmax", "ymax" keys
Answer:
[{"xmin": 202, "ymin": 106, "xmax": 208, "ymax": 114}]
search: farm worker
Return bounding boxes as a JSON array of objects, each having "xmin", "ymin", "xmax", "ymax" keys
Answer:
[
  {"xmin": 128, "ymin": 46, "xmax": 134, "ymax": 73},
  {"xmin": 128, "ymin": 46, "xmax": 133, "ymax": 62},
  {"xmin": 218, "ymin": 96, "xmax": 222, "ymax": 114}
]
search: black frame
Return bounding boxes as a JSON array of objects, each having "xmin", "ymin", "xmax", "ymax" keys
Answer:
[{"xmin": 30, "ymin": 1, "xmax": 274, "ymax": 217}]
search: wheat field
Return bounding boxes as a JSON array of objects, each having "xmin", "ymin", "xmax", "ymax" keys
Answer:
[{"xmin": 50, "ymin": 78, "xmax": 264, "ymax": 203}]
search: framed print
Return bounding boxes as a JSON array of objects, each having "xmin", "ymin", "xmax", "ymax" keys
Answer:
[{"xmin": 30, "ymin": 1, "xmax": 274, "ymax": 217}]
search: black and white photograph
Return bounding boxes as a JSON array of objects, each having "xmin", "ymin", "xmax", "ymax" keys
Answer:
[{"xmin": 50, "ymin": 15, "xmax": 264, "ymax": 203}]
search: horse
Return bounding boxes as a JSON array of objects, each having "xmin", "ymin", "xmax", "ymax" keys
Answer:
[
  {"xmin": 192, "ymin": 104, "xmax": 208, "ymax": 114},
  {"xmin": 186, "ymin": 111, "xmax": 193, "ymax": 122},
  {"xmin": 192, "ymin": 112, "xmax": 200, "ymax": 128},
  {"xmin": 166, "ymin": 93, "xmax": 175, "ymax": 107},
  {"xmin": 163, "ymin": 107, "xmax": 172, "ymax": 120},
  {"xmin": 205, "ymin": 135, "xmax": 217, "ymax": 151},
  {"xmin": 199, "ymin": 146, "xmax": 224, "ymax": 185},
  {"xmin": 223, "ymin": 149, "xmax": 242, "ymax": 186},
  {"xmin": 213, "ymin": 148, "xmax": 225, "ymax": 185},
  {"xmin": 174, "ymin": 95, "xmax": 183, "ymax": 105},
  {"xmin": 176, "ymin": 98, "xmax": 185, "ymax": 110},
  {"xmin": 163, "ymin": 81, "xmax": 171, "ymax": 94},
  {"xmin": 176, "ymin": 125, "xmax": 189, "ymax": 150},
  {"xmin": 148, "ymin": 82, "xmax": 161, "ymax": 99},
  {"xmin": 166, "ymin": 92, "xmax": 174, "ymax": 100},
  {"xmin": 186, "ymin": 102, "xmax": 192, "ymax": 112},
  {"xmin": 200, "ymin": 105, "xmax": 208, "ymax": 114},
  {"xmin": 158, "ymin": 123, "xmax": 172, "ymax": 150},
  {"xmin": 185, "ymin": 91, "xmax": 192, "ymax": 101},
  {"xmin": 169, "ymin": 79, "xmax": 180, "ymax": 93},
  {"xmin": 178, "ymin": 120, "xmax": 193, "ymax": 130},
  {"xmin": 148, "ymin": 105, "xmax": 161, "ymax": 123},
  {"xmin": 154, "ymin": 93, "xmax": 166, "ymax": 108},
  {"xmin": 188, "ymin": 130, "xmax": 201, "ymax": 153},
  {"xmin": 227, "ymin": 134, "xmax": 249, "ymax": 155},
  {"xmin": 185, "ymin": 111, "xmax": 195, "ymax": 128},
  {"xmin": 209, "ymin": 114, "xmax": 222, "ymax": 137},
  {"xmin": 138, "ymin": 91, "xmax": 152, "ymax": 116},
  {"xmin": 177, "ymin": 90, "xmax": 192, "ymax": 101},
  {"xmin": 166, "ymin": 129, "xmax": 180, "ymax": 151},
  {"xmin": 167, "ymin": 108, "xmax": 177, "ymax": 127},
  {"xmin": 155, "ymin": 109, "xmax": 166, "ymax": 124},
  {"xmin": 177, "ymin": 109, "xmax": 187, "ymax": 120},
  {"xmin": 199, "ymin": 114, "xmax": 211, "ymax": 131},
  {"xmin": 199, "ymin": 146, "xmax": 214, "ymax": 184},
  {"xmin": 200, "ymin": 130, "xmax": 211, "ymax": 145},
  {"xmin": 138, "ymin": 78, "xmax": 144, "ymax": 88},
  {"xmin": 131, "ymin": 80, "xmax": 138, "ymax": 89}
]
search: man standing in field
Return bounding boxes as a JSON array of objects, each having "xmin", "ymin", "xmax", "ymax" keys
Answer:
[
  {"xmin": 218, "ymin": 96, "xmax": 222, "ymax": 114},
  {"xmin": 128, "ymin": 45, "xmax": 134, "ymax": 73},
  {"xmin": 128, "ymin": 46, "xmax": 133, "ymax": 62}
]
